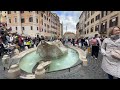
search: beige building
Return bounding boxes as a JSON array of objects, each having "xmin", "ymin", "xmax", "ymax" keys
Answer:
[
  {"xmin": 76, "ymin": 22, "xmax": 80, "ymax": 38},
  {"xmin": 80, "ymin": 11, "xmax": 101, "ymax": 38},
  {"xmin": 0, "ymin": 11, "xmax": 7, "ymax": 23},
  {"xmin": 78, "ymin": 11, "xmax": 120, "ymax": 38},
  {"xmin": 63, "ymin": 32, "xmax": 76, "ymax": 39},
  {"xmin": 78, "ymin": 11, "xmax": 85, "ymax": 38},
  {"xmin": 99, "ymin": 11, "xmax": 120, "ymax": 36},
  {"xmin": 5, "ymin": 11, "xmax": 61, "ymax": 38},
  {"xmin": 60, "ymin": 23, "xmax": 63, "ymax": 38}
]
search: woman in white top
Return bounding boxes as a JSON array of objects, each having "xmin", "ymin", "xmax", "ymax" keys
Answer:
[
  {"xmin": 101, "ymin": 26, "xmax": 120, "ymax": 79},
  {"xmin": 9, "ymin": 34, "xmax": 13, "ymax": 43}
]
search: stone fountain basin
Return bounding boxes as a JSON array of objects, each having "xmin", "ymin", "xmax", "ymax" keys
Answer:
[{"xmin": 9, "ymin": 45, "xmax": 87, "ymax": 75}]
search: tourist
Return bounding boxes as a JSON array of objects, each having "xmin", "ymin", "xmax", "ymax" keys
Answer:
[
  {"xmin": 72, "ymin": 38, "xmax": 75, "ymax": 46},
  {"xmin": 101, "ymin": 26, "xmax": 120, "ymax": 79},
  {"xmin": 84, "ymin": 37, "xmax": 89, "ymax": 48},
  {"xmin": 1, "ymin": 32, "xmax": 7, "ymax": 45},
  {"xmin": 35, "ymin": 35, "xmax": 41, "ymax": 46},
  {"xmin": 81, "ymin": 37, "xmax": 85, "ymax": 48},
  {"xmin": 0, "ymin": 40, "xmax": 4, "ymax": 56},
  {"xmin": 9, "ymin": 34, "xmax": 14, "ymax": 43},
  {"xmin": 18, "ymin": 35, "xmax": 24, "ymax": 51},
  {"xmin": 90, "ymin": 34, "xmax": 101, "ymax": 59},
  {"xmin": 6, "ymin": 34, "xmax": 10, "ymax": 44}
]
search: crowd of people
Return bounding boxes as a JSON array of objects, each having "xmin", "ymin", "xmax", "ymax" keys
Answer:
[
  {"xmin": 0, "ymin": 25, "xmax": 120, "ymax": 79},
  {"xmin": 61, "ymin": 26, "xmax": 120, "ymax": 79},
  {"xmin": 0, "ymin": 31, "xmax": 45, "ymax": 56}
]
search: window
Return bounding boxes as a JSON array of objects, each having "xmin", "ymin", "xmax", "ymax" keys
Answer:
[
  {"xmin": 96, "ymin": 14, "xmax": 100, "ymax": 21},
  {"xmin": 8, "ymin": 11, "xmax": 11, "ymax": 14},
  {"xmin": 16, "ymin": 27, "xmax": 17, "ymax": 30},
  {"xmin": 44, "ymin": 29, "xmax": 46, "ymax": 32},
  {"xmin": 37, "ymin": 27, "xmax": 38, "ymax": 30},
  {"xmin": 22, "ymin": 27, "xmax": 24, "ymax": 30},
  {"xmin": 49, "ymin": 19, "xmax": 50, "ymax": 22},
  {"xmin": 100, "ymin": 21, "xmax": 107, "ymax": 34},
  {"xmin": 47, "ymin": 25, "xmax": 49, "ymax": 28},
  {"xmin": 44, "ymin": 15, "xmax": 46, "ymax": 20},
  {"xmin": 36, "ymin": 11, "xmax": 38, "ymax": 14},
  {"xmin": 44, "ymin": 23, "xmax": 46, "ymax": 27},
  {"xmin": 9, "ymin": 19, "xmax": 11, "ymax": 23},
  {"xmin": 95, "ymin": 25, "xmax": 99, "ymax": 31},
  {"xmin": 91, "ymin": 27, "xmax": 94, "ymax": 32},
  {"xmin": 21, "ymin": 18, "xmax": 25, "ymax": 23},
  {"xmin": 91, "ymin": 11, "xmax": 94, "ymax": 15},
  {"xmin": 47, "ymin": 18, "xmax": 48, "ymax": 21},
  {"xmin": 20, "ymin": 11, "xmax": 24, "ymax": 13},
  {"xmin": 41, "ymin": 13, "xmax": 43, "ymax": 17},
  {"xmin": 88, "ymin": 11, "xmax": 90, "ymax": 18},
  {"xmin": 95, "ymin": 16, "xmax": 97, "ymax": 21},
  {"xmin": 85, "ymin": 31, "xmax": 86, "ymax": 34},
  {"xmin": 109, "ymin": 16, "xmax": 118, "ymax": 27},
  {"xmin": 87, "ymin": 29, "xmax": 89, "ymax": 34},
  {"xmin": 31, "ymin": 26, "xmax": 33, "ymax": 30},
  {"xmin": 101, "ymin": 11, "xmax": 104, "ymax": 18},
  {"xmin": 105, "ymin": 11, "xmax": 108, "ymax": 15},
  {"xmin": 29, "ymin": 17, "xmax": 33, "ymax": 22},
  {"xmin": 87, "ymin": 21, "xmax": 89, "ymax": 26},
  {"xmin": 36, "ymin": 18, "xmax": 38, "ymax": 23},
  {"xmin": 41, "ymin": 19, "xmax": 43, "ymax": 25},
  {"xmin": 15, "ymin": 18, "xmax": 17, "ymax": 22},
  {"xmin": 91, "ymin": 18, "xmax": 94, "ymax": 23},
  {"xmin": 84, "ymin": 24, "xmax": 86, "ymax": 27}
]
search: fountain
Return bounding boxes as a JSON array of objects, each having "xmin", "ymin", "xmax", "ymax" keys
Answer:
[{"xmin": 6, "ymin": 40, "xmax": 87, "ymax": 79}]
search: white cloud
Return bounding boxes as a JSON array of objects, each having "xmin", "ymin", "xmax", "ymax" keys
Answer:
[{"xmin": 53, "ymin": 11, "xmax": 82, "ymax": 34}]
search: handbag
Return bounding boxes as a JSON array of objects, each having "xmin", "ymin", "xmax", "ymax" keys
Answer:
[{"xmin": 111, "ymin": 50, "xmax": 120, "ymax": 60}]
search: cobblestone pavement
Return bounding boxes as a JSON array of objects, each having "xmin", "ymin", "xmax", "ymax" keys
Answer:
[{"xmin": 0, "ymin": 44, "xmax": 108, "ymax": 79}]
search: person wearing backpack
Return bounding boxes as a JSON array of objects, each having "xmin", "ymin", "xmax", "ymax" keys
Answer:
[
  {"xmin": 101, "ymin": 26, "xmax": 120, "ymax": 79},
  {"xmin": 90, "ymin": 34, "xmax": 101, "ymax": 59}
]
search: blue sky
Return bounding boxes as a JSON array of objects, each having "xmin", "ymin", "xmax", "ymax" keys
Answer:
[{"xmin": 52, "ymin": 11, "xmax": 82, "ymax": 34}]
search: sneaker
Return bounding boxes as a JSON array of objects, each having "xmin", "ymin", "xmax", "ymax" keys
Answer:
[
  {"xmin": 91, "ymin": 56, "xmax": 93, "ymax": 58},
  {"xmin": 95, "ymin": 58, "xmax": 97, "ymax": 60}
]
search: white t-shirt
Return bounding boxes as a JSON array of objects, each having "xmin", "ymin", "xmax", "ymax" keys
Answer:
[{"xmin": 9, "ymin": 37, "xmax": 13, "ymax": 42}]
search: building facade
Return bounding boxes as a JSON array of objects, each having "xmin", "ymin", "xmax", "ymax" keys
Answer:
[
  {"xmin": 60, "ymin": 23, "xmax": 63, "ymax": 38},
  {"xmin": 78, "ymin": 11, "xmax": 85, "ymax": 38},
  {"xmin": 99, "ymin": 11, "xmax": 120, "ymax": 36},
  {"xmin": 78, "ymin": 11, "xmax": 120, "ymax": 38},
  {"xmin": 76, "ymin": 22, "xmax": 80, "ymax": 38},
  {"xmin": 63, "ymin": 32, "xmax": 76, "ymax": 39},
  {"xmin": 0, "ymin": 11, "xmax": 7, "ymax": 23},
  {"xmin": 5, "ymin": 11, "xmax": 61, "ymax": 38}
]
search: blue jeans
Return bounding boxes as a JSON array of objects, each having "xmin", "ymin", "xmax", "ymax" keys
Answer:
[{"xmin": 108, "ymin": 74, "xmax": 120, "ymax": 79}]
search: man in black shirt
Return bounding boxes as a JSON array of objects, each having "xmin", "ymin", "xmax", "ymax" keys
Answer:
[{"xmin": 36, "ymin": 35, "xmax": 41, "ymax": 47}]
